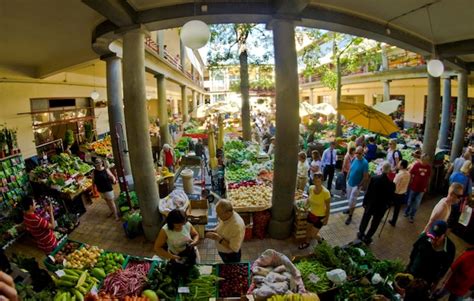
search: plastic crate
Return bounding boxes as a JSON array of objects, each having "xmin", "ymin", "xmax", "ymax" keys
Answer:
[
  {"xmin": 216, "ymin": 262, "xmax": 251, "ymax": 298},
  {"xmin": 43, "ymin": 236, "xmax": 82, "ymax": 272}
]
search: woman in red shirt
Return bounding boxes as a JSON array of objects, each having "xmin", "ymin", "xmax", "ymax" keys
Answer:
[{"xmin": 22, "ymin": 197, "xmax": 57, "ymax": 253}]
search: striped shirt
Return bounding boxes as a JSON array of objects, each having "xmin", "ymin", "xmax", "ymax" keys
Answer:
[{"xmin": 23, "ymin": 213, "xmax": 57, "ymax": 253}]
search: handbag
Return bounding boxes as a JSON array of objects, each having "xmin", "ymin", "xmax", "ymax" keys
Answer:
[
  {"xmin": 335, "ymin": 172, "xmax": 346, "ymax": 190},
  {"xmin": 458, "ymin": 206, "xmax": 473, "ymax": 227}
]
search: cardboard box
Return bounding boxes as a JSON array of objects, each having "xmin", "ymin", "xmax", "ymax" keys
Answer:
[{"xmin": 187, "ymin": 198, "xmax": 209, "ymax": 224}]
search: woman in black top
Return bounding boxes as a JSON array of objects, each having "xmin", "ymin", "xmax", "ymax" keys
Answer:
[{"xmin": 92, "ymin": 158, "xmax": 119, "ymax": 220}]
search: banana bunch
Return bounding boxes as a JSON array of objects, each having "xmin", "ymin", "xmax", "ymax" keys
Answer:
[{"xmin": 267, "ymin": 293, "xmax": 320, "ymax": 301}]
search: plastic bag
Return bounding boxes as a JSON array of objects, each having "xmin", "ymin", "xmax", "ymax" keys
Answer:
[
  {"xmin": 265, "ymin": 271, "xmax": 287, "ymax": 283},
  {"xmin": 326, "ymin": 269, "xmax": 347, "ymax": 285},
  {"xmin": 159, "ymin": 189, "xmax": 189, "ymax": 215},
  {"xmin": 253, "ymin": 284, "xmax": 276, "ymax": 299}
]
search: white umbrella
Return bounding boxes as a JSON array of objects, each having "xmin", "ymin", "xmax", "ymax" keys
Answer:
[
  {"xmin": 313, "ymin": 103, "xmax": 337, "ymax": 115},
  {"xmin": 373, "ymin": 100, "xmax": 402, "ymax": 115},
  {"xmin": 299, "ymin": 102, "xmax": 314, "ymax": 117},
  {"xmin": 192, "ymin": 104, "xmax": 213, "ymax": 118}
]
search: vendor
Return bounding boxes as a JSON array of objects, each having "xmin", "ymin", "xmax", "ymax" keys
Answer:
[
  {"xmin": 22, "ymin": 197, "xmax": 58, "ymax": 254},
  {"xmin": 154, "ymin": 209, "xmax": 199, "ymax": 263},
  {"xmin": 159, "ymin": 144, "xmax": 175, "ymax": 172},
  {"xmin": 205, "ymin": 200, "xmax": 245, "ymax": 263}
]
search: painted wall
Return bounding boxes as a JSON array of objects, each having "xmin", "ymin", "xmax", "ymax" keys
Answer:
[{"xmin": 301, "ymin": 77, "xmax": 474, "ymax": 124}]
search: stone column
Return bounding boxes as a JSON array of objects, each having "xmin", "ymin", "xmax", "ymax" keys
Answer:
[
  {"xmin": 103, "ymin": 55, "xmax": 132, "ymax": 185},
  {"xmin": 155, "ymin": 74, "xmax": 171, "ymax": 146},
  {"xmin": 438, "ymin": 76, "xmax": 451, "ymax": 149},
  {"xmin": 269, "ymin": 18, "xmax": 299, "ymax": 239},
  {"xmin": 383, "ymin": 80, "xmax": 391, "ymax": 102},
  {"xmin": 451, "ymin": 72, "xmax": 468, "ymax": 161},
  {"xmin": 192, "ymin": 90, "xmax": 197, "ymax": 114},
  {"xmin": 122, "ymin": 28, "xmax": 161, "ymax": 240},
  {"xmin": 156, "ymin": 30, "xmax": 164, "ymax": 57},
  {"xmin": 180, "ymin": 39, "xmax": 186, "ymax": 71},
  {"xmin": 309, "ymin": 88, "xmax": 314, "ymax": 104},
  {"xmin": 181, "ymin": 85, "xmax": 188, "ymax": 122},
  {"xmin": 422, "ymin": 75, "xmax": 441, "ymax": 162}
]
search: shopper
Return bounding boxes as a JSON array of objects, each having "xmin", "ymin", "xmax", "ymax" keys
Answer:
[
  {"xmin": 423, "ymin": 183, "xmax": 463, "ymax": 233},
  {"xmin": 194, "ymin": 138, "xmax": 206, "ymax": 161},
  {"xmin": 446, "ymin": 150, "xmax": 471, "ymax": 179},
  {"xmin": 150, "ymin": 132, "xmax": 161, "ymax": 163},
  {"xmin": 364, "ymin": 136, "xmax": 378, "ymax": 162},
  {"xmin": 407, "ymin": 220, "xmax": 455, "ymax": 287},
  {"xmin": 405, "ymin": 154, "xmax": 432, "ymax": 223},
  {"xmin": 321, "ymin": 141, "xmax": 337, "ymax": 191},
  {"xmin": 355, "ymin": 135, "xmax": 366, "ymax": 147},
  {"xmin": 347, "ymin": 135, "xmax": 357, "ymax": 152},
  {"xmin": 345, "ymin": 146, "xmax": 369, "ymax": 225},
  {"xmin": 447, "ymin": 160, "xmax": 472, "ymax": 226},
  {"xmin": 92, "ymin": 158, "xmax": 119, "ymax": 220},
  {"xmin": 296, "ymin": 152, "xmax": 310, "ymax": 191},
  {"xmin": 0, "ymin": 271, "xmax": 18, "ymax": 301},
  {"xmin": 159, "ymin": 144, "xmax": 175, "ymax": 172},
  {"xmin": 389, "ymin": 159, "xmax": 411, "ymax": 226},
  {"xmin": 206, "ymin": 200, "xmax": 245, "ymax": 263},
  {"xmin": 357, "ymin": 162, "xmax": 395, "ymax": 245},
  {"xmin": 298, "ymin": 173, "xmax": 331, "ymax": 249},
  {"xmin": 22, "ymin": 197, "xmax": 58, "ymax": 254},
  {"xmin": 267, "ymin": 137, "xmax": 276, "ymax": 157},
  {"xmin": 441, "ymin": 243, "xmax": 474, "ymax": 301},
  {"xmin": 309, "ymin": 150, "xmax": 322, "ymax": 182},
  {"xmin": 341, "ymin": 147, "xmax": 356, "ymax": 195},
  {"xmin": 154, "ymin": 209, "xmax": 199, "ymax": 266},
  {"xmin": 386, "ymin": 139, "xmax": 401, "ymax": 171}
]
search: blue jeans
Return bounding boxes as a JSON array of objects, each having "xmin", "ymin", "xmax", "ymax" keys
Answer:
[{"xmin": 404, "ymin": 190, "xmax": 424, "ymax": 218}]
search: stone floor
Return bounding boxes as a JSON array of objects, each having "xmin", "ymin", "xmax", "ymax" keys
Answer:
[{"xmin": 7, "ymin": 191, "xmax": 469, "ymax": 268}]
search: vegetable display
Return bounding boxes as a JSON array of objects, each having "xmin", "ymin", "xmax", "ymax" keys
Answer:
[
  {"xmin": 294, "ymin": 260, "xmax": 331, "ymax": 293},
  {"xmin": 53, "ymin": 269, "xmax": 99, "ymax": 300},
  {"xmin": 267, "ymin": 293, "xmax": 320, "ymax": 301},
  {"xmin": 100, "ymin": 260, "xmax": 151, "ymax": 299},
  {"xmin": 147, "ymin": 262, "xmax": 180, "ymax": 300},
  {"xmin": 52, "ymin": 241, "xmax": 81, "ymax": 265},
  {"xmin": 182, "ymin": 273, "xmax": 221, "ymax": 301},
  {"xmin": 218, "ymin": 263, "xmax": 249, "ymax": 298},
  {"xmin": 227, "ymin": 184, "xmax": 272, "ymax": 209},
  {"xmin": 94, "ymin": 252, "xmax": 126, "ymax": 276}
]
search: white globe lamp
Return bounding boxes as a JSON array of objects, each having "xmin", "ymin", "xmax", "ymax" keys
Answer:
[
  {"xmin": 427, "ymin": 59, "xmax": 444, "ymax": 77},
  {"xmin": 180, "ymin": 20, "xmax": 210, "ymax": 49},
  {"xmin": 90, "ymin": 91, "xmax": 100, "ymax": 100}
]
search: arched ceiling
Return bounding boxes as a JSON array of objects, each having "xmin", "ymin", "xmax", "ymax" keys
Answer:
[{"xmin": 1, "ymin": 0, "xmax": 473, "ymax": 78}]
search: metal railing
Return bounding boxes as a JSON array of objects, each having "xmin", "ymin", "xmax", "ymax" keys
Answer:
[{"xmin": 145, "ymin": 37, "xmax": 199, "ymax": 84}]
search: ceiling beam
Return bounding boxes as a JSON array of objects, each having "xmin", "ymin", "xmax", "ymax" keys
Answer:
[
  {"xmin": 82, "ymin": 0, "xmax": 136, "ymax": 27},
  {"xmin": 436, "ymin": 39, "xmax": 474, "ymax": 57},
  {"xmin": 272, "ymin": 0, "xmax": 310, "ymax": 15}
]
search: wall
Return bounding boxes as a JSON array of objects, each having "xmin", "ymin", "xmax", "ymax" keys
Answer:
[{"xmin": 301, "ymin": 77, "xmax": 474, "ymax": 125}]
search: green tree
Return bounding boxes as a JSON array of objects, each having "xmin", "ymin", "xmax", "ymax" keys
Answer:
[
  {"xmin": 299, "ymin": 29, "xmax": 381, "ymax": 136},
  {"xmin": 208, "ymin": 24, "xmax": 273, "ymax": 141}
]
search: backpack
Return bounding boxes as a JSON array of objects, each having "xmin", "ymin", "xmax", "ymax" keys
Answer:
[{"xmin": 392, "ymin": 149, "xmax": 403, "ymax": 162}]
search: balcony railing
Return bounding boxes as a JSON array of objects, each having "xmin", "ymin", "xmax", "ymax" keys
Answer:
[
  {"xmin": 144, "ymin": 37, "xmax": 199, "ymax": 84},
  {"xmin": 299, "ymin": 52, "xmax": 426, "ymax": 85}
]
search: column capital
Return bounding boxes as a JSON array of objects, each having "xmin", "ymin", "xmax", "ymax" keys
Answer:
[
  {"xmin": 100, "ymin": 53, "xmax": 121, "ymax": 61},
  {"xmin": 115, "ymin": 24, "xmax": 150, "ymax": 36},
  {"xmin": 154, "ymin": 73, "xmax": 165, "ymax": 80}
]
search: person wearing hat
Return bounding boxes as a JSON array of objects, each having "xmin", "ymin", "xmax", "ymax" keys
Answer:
[
  {"xmin": 407, "ymin": 220, "xmax": 455, "ymax": 286},
  {"xmin": 357, "ymin": 162, "xmax": 395, "ymax": 245},
  {"xmin": 423, "ymin": 183, "xmax": 463, "ymax": 233},
  {"xmin": 92, "ymin": 158, "xmax": 119, "ymax": 220}
]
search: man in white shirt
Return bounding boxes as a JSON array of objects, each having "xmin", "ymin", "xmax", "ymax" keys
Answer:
[
  {"xmin": 321, "ymin": 142, "xmax": 338, "ymax": 191},
  {"xmin": 423, "ymin": 183, "xmax": 463, "ymax": 233},
  {"xmin": 386, "ymin": 139, "xmax": 400, "ymax": 171},
  {"xmin": 389, "ymin": 160, "xmax": 411, "ymax": 226},
  {"xmin": 205, "ymin": 200, "xmax": 245, "ymax": 263}
]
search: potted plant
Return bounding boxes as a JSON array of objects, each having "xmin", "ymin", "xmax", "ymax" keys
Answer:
[
  {"xmin": 84, "ymin": 123, "xmax": 94, "ymax": 143},
  {"xmin": 64, "ymin": 130, "xmax": 75, "ymax": 152}
]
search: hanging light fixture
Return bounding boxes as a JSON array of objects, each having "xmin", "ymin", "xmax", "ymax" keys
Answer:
[
  {"xmin": 90, "ymin": 63, "xmax": 100, "ymax": 100},
  {"xmin": 179, "ymin": 1, "xmax": 210, "ymax": 49},
  {"xmin": 425, "ymin": 5, "xmax": 444, "ymax": 77}
]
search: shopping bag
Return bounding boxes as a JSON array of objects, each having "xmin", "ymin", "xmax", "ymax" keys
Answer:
[
  {"xmin": 335, "ymin": 172, "xmax": 346, "ymax": 190},
  {"xmin": 458, "ymin": 206, "xmax": 472, "ymax": 227}
]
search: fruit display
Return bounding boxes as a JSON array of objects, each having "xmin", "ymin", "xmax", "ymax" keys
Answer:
[
  {"xmin": 95, "ymin": 252, "xmax": 126, "ymax": 275},
  {"xmin": 87, "ymin": 136, "xmax": 113, "ymax": 157},
  {"xmin": 52, "ymin": 269, "xmax": 99, "ymax": 300},
  {"xmin": 267, "ymin": 293, "xmax": 320, "ymax": 301},
  {"xmin": 53, "ymin": 241, "xmax": 81, "ymax": 264},
  {"xmin": 218, "ymin": 263, "xmax": 249, "ymax": 298},
  {"xmin": 227, "ymin": 184, "xmax": 272, "ymax": 209},
  {"xmin": 64, "ymin": 245, "xmax": 103, "ymax": 269}
]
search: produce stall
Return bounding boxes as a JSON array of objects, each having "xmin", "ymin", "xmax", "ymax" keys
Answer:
[{"xmin": 80, "ymin": 136, "xmax": 114, "ymax": 165}]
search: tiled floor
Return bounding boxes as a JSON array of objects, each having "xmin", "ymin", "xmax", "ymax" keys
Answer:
[{"xmin": 7, "ymin": 192, "xmax": 469, "ymax": 268}]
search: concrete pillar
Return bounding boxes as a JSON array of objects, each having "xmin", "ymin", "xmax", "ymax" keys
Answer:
[
  {"xmin": 422, "ymin": 75, "xmax": 441, "ymax": 162},
  {"xmin": 155, "ymin": 74, "xmax": 171, "ymax": 146},
  {"xmin": 181, "ymin": 85, "xmax": 188, "ymax": 122},
  {"xmin": 180, "ymin": 39, "xmax": 186, "ymax": 71},
  {"xmin": 156, "ymin": 30, "xmax": 164, "ymax": 57},
  {"xmin": 103, "ymin": 55, "xmax": 132, "ymax": 185},
  {"xmin": 269, "ymin": 18, "xmax": 299, "ymax": 239},
  {"xmin": 192, "ymin": 90, "xmax": 197, "ymax": 113},
  {"xmin": 438, "ymin": 76, "xmax": 452, "ymax": 149},
  {"xmin": 451, "ymin": 72, "xmax": 468, "ymax": 161},
  {"xmin": 122, "ymin": 28, "xmax": 161, "ymax": 240},
  {"xmin": 309, "ymin": 88, "xmax": 314, "ymax": 104},
  {"xmin": 383, "ymin": 80, "xmax": 391, "ymax": 101}
]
